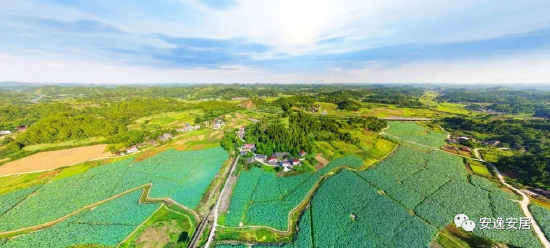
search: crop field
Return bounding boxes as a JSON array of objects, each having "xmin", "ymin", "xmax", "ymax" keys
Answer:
[
  {"xmin": 129, "ymin": 110, "xmax": 203, "ymax": 131},
  {"xmin": 0, "ymin": 147, "xmax": 228, "ymax": 246},
  {"xmin": 468, "ymin": 159, "xmax": 492, "ymax": 178},
  {"xmin": 22, "ymin": 137, "xmax": 106, "ymax": 152},
  {"xmin": 222, "ymin": 155, "xmax": 364, "ymax": 230},
  {"xmin": 3, "ymin": 191, "xmax": 159, "ymax": 247},
  {"xmin": 530, "ymin": 205, "xmax": 550, "ymax": 241},
  {"xmin": 355, "ymin": 146, "xmax": 539, "ymax": 248},
  {"xmin": 226, "ymin": 144, "xmax": 542, "ymax": 247},
  {"xmin": 385, "ymin": 122, "xmax": 447, "ymax": 148},
  {"xmin": 0, "ymin": 144, "xmax": 111, "ymax": 177}
]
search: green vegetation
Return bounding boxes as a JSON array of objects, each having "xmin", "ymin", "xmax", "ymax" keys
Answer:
[
  {"xmin": 3, "ymin": 191, "xmax": 158, "ymax": 247},
  {"xmin": 442, "ymin": 117, "xmax": 550, "ymax": 188},
  {"xmin": 244, "ymin": 111, "xmax": 386, "ymax": 156},
  {"xmin": 0, "ymin": 147, "xmax": 227, "ymax": 233},
  {"xmin": 120, "ymin": 204, "xmax": 196, "ymax": 248},
  {"xmin": 223, "ymin": 155, "xmax": 364, "ymax": 230},
  {"xmin": 385, "ymin": 122, "xmax": 447, "ymax": 147},
  {"xmin": 1, "ymin": 84, "xmax": 550, "ymax": 247},
  {"xmin": 437, "ymin": 87, "xmax": 550, "ymax": 115},
  {"xmin": 530, "ymin": 205, "xmax": 550, "ymax": 242}
]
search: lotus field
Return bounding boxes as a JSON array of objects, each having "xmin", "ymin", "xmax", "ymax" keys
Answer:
[
  {"xmin": 530, "ymin": 205, "xmax": 550, "ymax": 242},
  {"xmin": 227, "ymin": 142, "xmax": 546, "ymax": 247},
  {"xmin": 223, "ymin": 155, "xmax": 363, "ymax": 230},
  {"xmin": 0, "ymin": 147, "xmax": 228, "ymax": 247},
  {"xmin": 4, "ymin": 191, "xmax": 159, "ymax": 247}
]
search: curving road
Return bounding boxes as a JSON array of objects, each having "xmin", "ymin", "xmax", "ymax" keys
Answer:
[
  {"xmin": 474, "ymin": 149, "xmax": 550, "ymax": 248},
  {"xmin": 382, "ymin": 131, "xmax": 549, "ymax": 247}
]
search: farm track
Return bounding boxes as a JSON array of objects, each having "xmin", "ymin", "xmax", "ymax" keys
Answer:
[
  {"xmin": 203, "ymin": 155, "xmax": 240, "ymax": 248},
  {"xmin": 382, "ymin": 131, "xmax": 550, "ymax": 248},
  {"xmin": 0, "ymin": 183, "xmax": 200, "ymax": 239}
]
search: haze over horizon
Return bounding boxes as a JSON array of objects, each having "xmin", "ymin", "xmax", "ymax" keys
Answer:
[{"xmin": 1, "ymin": 0, "xmax": 550, "ymax": 84}]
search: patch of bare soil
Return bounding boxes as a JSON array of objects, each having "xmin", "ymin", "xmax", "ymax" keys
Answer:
[
  {"xmin": 314, "ymin": 153, "xmax": 330, "ymax": 170},
  {"xmin": 0, "ymin": 145, "xmax": 110, "ymax": 176},
  {"xmin": 219, "ymin": 174, "xmax": 238, "ymax": 213}
]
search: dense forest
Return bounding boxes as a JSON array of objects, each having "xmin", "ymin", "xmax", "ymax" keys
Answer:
[
  {"xmin": 242, "ymin": 111, "xmax": 387, "ymax": 156},
  {"xmin": 442, "ymin": 117, "xmax": 550, "ymax": 187},
  {"xmin": 437, "ymin": 88, "xmax": 550, "ymax": 115},
  {"xmin": 0, "ymin": 98, "xmax": 236, "ymax": 158}
]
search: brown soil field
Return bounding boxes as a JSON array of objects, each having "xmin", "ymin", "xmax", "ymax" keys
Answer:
[
  {"xmin": 0, "ymin": 145, "xmax": 111, "ymax": 176},
  {"xmin": 314, "ymin": 153, "xmax": 330, "ymax": 170}
]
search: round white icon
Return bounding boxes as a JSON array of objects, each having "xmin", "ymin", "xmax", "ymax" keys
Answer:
[
  {"xmin": 462, "ymin": 220, "xmax": 476, "ymax": 232},
  {"xmin": 454, "ymin": 214, "xmax": 469, "ymax": 227}
]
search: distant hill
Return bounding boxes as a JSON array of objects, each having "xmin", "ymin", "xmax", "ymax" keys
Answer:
[{"xmin": 0, "ymin": 82, "xmax": 42, "ymax": 91}]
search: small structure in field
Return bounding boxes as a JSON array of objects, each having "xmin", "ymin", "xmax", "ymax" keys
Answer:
[
  {"xmin": 461, "ymin": 147, "xmax": 472, "ymax": 152},
  {"xmin": 299, "ymin": 150, "xmax": 307, "ymax": 157},
  {"xmin": 350, "ymin": 213, "xmax": 356, "ymax": 221},
  {"xmin": 241, "ymin": 143, "xmax": 256, "ymax": 152},
  {"xmin": 481, "ymin": 140, "xmax": 500, "ymax": 146},
  {"xmin": 273, "ymin": 152, "xmax": 290, "ymax": 158},
  {"xmin": 126, "ymin": 145, "xmax": 139, "ymax": 154},
  {"xmin": 236, "ymin": 126, "xmax": 245, "ymax": 140},
  {"xmin": 255, "ymin": 154, "xmax": 267, "ymax": 162},
  {"xmin": 268, "ymin": 156, "xmax": 278, "ymax": 165},
  {"xmin": 445, "ymin": 146, "xmax": 458, "ymax": 151},
  {"xmin": 213, "ymin": 119, "xmax": 225, "ymax": 129},
  {"xmin": 446, "ymin": 139, "xmax": 458, "ymax": 144},
  {"xmin": 0, "ymin": 130, "xmax": 11, "ymax": 135},
  {"xmin": 158, "ymin": 133, "xmax": 173, "ymax": 142},
  {"xmin": 178, "ymin": 124, "xmax": 193, "ymax": 132},
  {"xmin": 17, "ymin": 126, "xmax": 27, "ymax": 131}
]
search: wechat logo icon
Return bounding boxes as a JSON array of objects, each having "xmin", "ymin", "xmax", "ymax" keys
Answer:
[{"xmin": 455, "ymin": 214, "xmax": 475, "ymax": 232}]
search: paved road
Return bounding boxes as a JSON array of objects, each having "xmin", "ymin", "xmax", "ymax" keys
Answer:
[
  {"xmin": 474, "ymin": 148, "xmax": 550, "ymax": 248},
  {"xmin": 204, "ymin": 155, "xmax": 240, "ymax": 248}
]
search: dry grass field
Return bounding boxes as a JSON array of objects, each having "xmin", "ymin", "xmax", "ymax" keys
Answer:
[{"xmin": 0, "ymin": 145, "xmax": 111, "ymax": 176}]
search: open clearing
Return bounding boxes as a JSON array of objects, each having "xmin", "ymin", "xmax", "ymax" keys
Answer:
[{"xmin": 0, "ymin": 145, "xmax": 110, "ymax": 177}]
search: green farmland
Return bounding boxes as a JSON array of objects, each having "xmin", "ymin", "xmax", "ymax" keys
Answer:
[{"xmin": 0, "ymin": 147, "xmax": 228, "ymax": 247}]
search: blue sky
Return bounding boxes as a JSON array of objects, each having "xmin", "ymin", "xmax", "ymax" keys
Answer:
[{"xmin": 0, "ymin": 0, "xmax": 550, "ymax": 83}]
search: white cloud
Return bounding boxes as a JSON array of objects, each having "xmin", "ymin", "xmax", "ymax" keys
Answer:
[
  {"xmin": 2, "ymin": 53, "xmax": 549, "ymax": 84},
  {"xmin": 1, "ymin": 0, "xmax": 549, "ymax": 83}
]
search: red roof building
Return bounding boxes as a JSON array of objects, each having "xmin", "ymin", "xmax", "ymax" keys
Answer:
[
  {"xmin": 461, "ymin": 147, "xmax": 472, "ymax": 152},
  {"xmin": 299, "ymin": 150, "xmax": 306, "ymax": 157}
]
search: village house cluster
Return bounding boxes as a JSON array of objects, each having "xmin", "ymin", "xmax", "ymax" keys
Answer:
[
  {"xmin": 210, "ymin": 119, "xmax": 225, "ymax": 129},
  {"xmin": 0, "ymin": 125, "xmax": 27, "ymax": 136},
  {"xmin": 177, "ymin": 123, "xmax": 200, "ymax": 132},
  {"xmin": 241, "ymin": 143, "xmax": 306, "ymax": 173}
]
